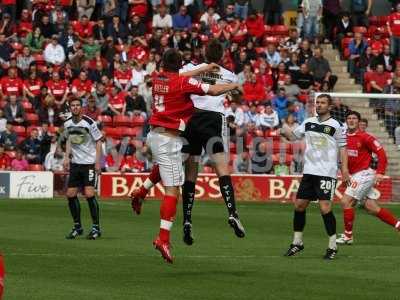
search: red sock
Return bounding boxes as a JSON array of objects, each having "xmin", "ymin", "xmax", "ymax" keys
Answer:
[
  {"xmin": 149, "ymin": 164, "xmax": 161, "ymax": 185},
  {"xmin": 343, "ymin": 208, "xmax": 355, "ymax": 238},
  {"xmin": 377, "ymin": 208, "xmax": 399, "ymax": 228},
  {"xmin": 0, "ymin": 254, "xmax": 4, "ymax": 299},
  {"xmin": 159, "ymin": 195, "xmax": 177, "ymax": 243}
]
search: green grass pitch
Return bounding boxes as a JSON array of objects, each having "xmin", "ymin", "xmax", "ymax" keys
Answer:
[{"xmin": 1, "ymin": 199, "xmax": 400, "ymax": 300}]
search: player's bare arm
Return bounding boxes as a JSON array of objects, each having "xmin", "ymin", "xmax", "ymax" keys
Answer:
[
  {"xmin": 95, "ymin": 139, "xmax": 102, "ymax": 174},
  {"xmin": 207, "ymin": 83, "xmax": 242, "ymax": 96},
  {"xmin": 180, "ymin": 63, "xmax": 220, "ymax": 77},
  {"xmin": 63, "ymin": 138, "xmax": 71, "ymax": 172},
  {"xmin": 339, "ymin": 146, "xmax": 351, "ymax": 186}
]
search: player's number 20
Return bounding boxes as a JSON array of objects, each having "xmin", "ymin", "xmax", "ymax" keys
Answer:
[{"xmin": 320, "ymin": 180, "xmax": 332, "ymax": 191}]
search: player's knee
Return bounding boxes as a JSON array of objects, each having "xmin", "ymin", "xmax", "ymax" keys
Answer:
[
  {"xmin": 319, "ymin": 201, "xmax": 332, "ymax": 214},
  {"xmin": 364, "ymin": 200, "xmax": 379, "ymax": 215},
  {"xmin": 294, "ymin": 200, "xmax": 308, "ymax": 211},
  {"xmin": 66, "ymin": 190, "xmax": 77, "ymax": 198}
]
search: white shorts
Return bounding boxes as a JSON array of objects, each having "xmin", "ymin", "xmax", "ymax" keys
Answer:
[
  {"xmin": 146, "ymin": 130, "xmax": 184, "ymax": 187},
  {"xmin": 345, "ymin": 168, "xmax": 378, "ymax": 201}
]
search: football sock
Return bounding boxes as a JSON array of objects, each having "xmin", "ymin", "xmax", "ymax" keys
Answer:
[
  {"xmin": 293, "ymin": 210, "xmax": 305, "ymax": 245},
  {"xmin": 147, "ymin": 164, "xmax": 161, "ymax": 187},
  {"xmin": 67, "ymin": 196, "xmax": 81, "ymax": 227},
  {"xmin": 86, "ymin": 196, "xmax": 100, "ymax": 227},
  {"xmin": 343, "ymin": 208, "xmax": 355, "ymax": 238},
  {"xmin": 159, "ymin": 195, "xmax": 177, "ymax": 243},
  {"xmin": 219, "ymin": 175, "xmax": 237, "ymax": 217},
  {"xmin": 182, "ymin": 181, "xmax": 196, "ymax": 224},
  {"xmin": 377, "ymin": 208, "xmax": 399, "ymax": 228},
  {"xmin": 322, "ymin": 211, "xmax": 337, "ymax": 249}
]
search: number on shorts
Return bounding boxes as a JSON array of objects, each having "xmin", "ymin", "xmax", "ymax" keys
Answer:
[
  {"xmin": 351, "ymin": 181, "xmax": 358, "ymax": 189},
  {"xmin": 88, "ymin": 169, "xmax": 94, "ymax": 182},
  {"xmin": 320, "ymin": 180, "xmax": 332, "ymax": 190},
  {"xmin": 154, "ymin": 95, "xmax": 165, "ymax": 112}
]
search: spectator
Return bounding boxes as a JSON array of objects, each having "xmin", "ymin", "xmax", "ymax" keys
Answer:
[
  {"xmin": 93, "ymin": 19, "xmax": 108, "ymax": 43},
  {"xmin": 298, "ymin": 39, "xmax": 313, "ymax": 65},
  {"xmin": 24, "ymin": 27, "xmax": 45, "ymax": 54},
  {"xmin": 71, "ymin": 70, "xmax": 94, "ymax": 101},
  {"xmin": 283, "ymin": 113, "xmax": 299, "ymax": 131},
  {"xmin": 0, "ymin": 122, "xmax": 17, "ymax": 150},
  {"xmin": 265, "ymin": 43, "xmax": 281, "ymax": 69},
  {"xmin": 245, "ymin": 11, "xmax": 265, "ymax": 41},
  {"xmin": 225, "ymin": 100, "xmax": 245, "ymax": 128},
  {"xmin": 307, "ymin": 47, "xmax": 337, "ymax": 89},
  {"xmin": 44, "ymin": 35, "xmax": 66, "ymax": 66},
  {"xmin": 331, "ymin": 97, "xmax": 349, "ymax": 122},
  {"xmin": 293, "ymin": 63, "xmax": 315, "ymax": 93},
  {"xmin": 4, "ymin": 95, "xmax": 25, "ymax": 125},
  {"xmin": 322, "ymin": 0, "xmax": 341, "ymax": 43},
  {"xmin": 152, "ymin": 4, "xmax": 173, "ymax": 29},
  {"xmin": 383, "ymin": 77, "xmax": 400, "ymax": 136},
  {"xmin": 264, "ymin": 0, "xmax": 282, "ymax": 25},
  {"xmin": 83, "ymin": 96, "xmax": 101, "ymax": 120},
  {"xmin": 18, "ymin": 9, "xmax": 33, "ymax": 39},
  {"xmin": 21, "ymin": 128, "xmax": 41, "ymax": 164},
  {"xmin": 16, "ymin": 46, "xmax": 34, "ymax": 76},
  {"xmin": 242, "ymin": 73, "xmax": 266, "ymax": 104},
  {"xmin": 272, "ymin": 88, "xmax": 289, "ymax": 121},
  {"xmin": 358, "ymin": 46, "xmax": 373, "ymax": 85},
  {"xmin": 83, "ymin": 37, "xmax": 101, "ymax": 60},
  {"xmin": 92, "ymin": 83, "xmax": 110, "ymax": 114},
  {"xmin": 139, "ymin": 75, "xmax": 153, "ymax": 115},
  {"xmin": 281, "ymin": 29, "xmax": 301, "ymax": 53},
  {"xmin": 11, "ymin": 148, "xmax": 28, "ymax": 171},
  {"xmin": 44, "ymin": 145, "xmax": 65, "ymax": 172},
  {"xmin": 173, "ymin": 5, "xmax": 192, "ymax": 30},
  {"xmin": 348, "ymin": 32, "xmax": 368, "ymax": 78},
  {"xmin": 350, "ymin": 0, "xmax": 372, "ymax": 27},
  {"xmin": 128, "ymin": 14, "xmax": 146, "ymax": 38},
  {"xmin": 336, "ymin": 12, "xmax": 354, "ymax": 51},
  {"xmin": 120, "ymin": 154, "xmax": 145, "ymax": 172},
  {"xmin": 287, "ymin": 101, "xmax": 305, "ymax": 124},
  {"xmin": 77, "ymin": 0, "xmax": 95, "ymax": 20},
  {"xmin": 374, "ymin": 44, "xmax": 396, "ymax": 73},
  {"xmin": 234, "ymin": 0, "xmax": 249, "ymax": 20},
  {"xmin": 0, "ymin": 109, "xmax": 6, "ymax": 132},
  {"xmin": 107, "ymin": 15, "xmax": 128, "ymax": 43},
  {"xmin": 37, "ymin": 15, "xmax": 56, "ymax": 39},
  {"xmin": 244, "ymin": 104, "xmax": 258, "ymax": 124},
  {"xmin": 200, "ymin": 6, "xmax": 220, "ymax": 28},
  {"xmin": 130, "ymin": 61, "xmax": 147, "ymax": 87},
  {"xmin": 388, "ymin": 3, "xmax": 400, "ymax": 59},
  {"xmin": 370, "ymin": 64, "xmax": 392, "ymax": 93},
  {"xmin": 233, "ymin": 151, "xmax": 250, "ymax": 173},
  {"xmin": 0, "ymin": 144, "xmax": 11, "ymax": 170},
  {"xmin": 0, "ymin": 67, "xmax": 24, "ymax": 98},
  {"xmin": 125, "ymin": 85, "xmax": 147, "ymax": 118},
  {"xmin": 286, "ymin": 52, "xmax": 301, "ymax": 75},
  {"xmin": 280, "ymin": 74, "xmax": 300, "ymax": 101},
  {"xmin": 302, "ymin": 0, "xmax": 322, "ymax": 43},
  {"xmin": 256, "ymin": 103, "xmax": 279, "ymax": 131},
  {"xmin": 46, "ymin": 71, "xmax": 69, "ymax": 110},
  {"xmin": 107, "ymin": 87, "xmax": 126, "ymax": 115},
  {"xmin": 73, "ymin": 15, "xmax": 95, "ymax": 43}
]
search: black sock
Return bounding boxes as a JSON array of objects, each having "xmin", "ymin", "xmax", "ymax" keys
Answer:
[
  {"xmin": 67, "ymin": 196, "xmax": 81, "ymax": 227},
  {"xmin": 322, "ymin": 211, "xmax": 336, "ymax": 236},
  {"xmin": 87, "ymin": 196, "xmax": 100, "ymax": 227},
  {"xmin": 219, "ymin": 176, "xmax": 237, "ymax": 217},
  {"xmin": 182, "ymin": 181, "xmax": 195, "ymax": 224},
  {"xmin": 293, "ymin": 210, "xmax": 306, "ymax": 232}
]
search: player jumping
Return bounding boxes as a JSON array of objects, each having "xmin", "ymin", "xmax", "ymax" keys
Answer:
[
  {"xmin": 146, "ymin": 49, "xmax": 241, "ymax": 263},
  {"xmin": 336, "ymin": 110, "xmax": 400, "ymax": 245},
  {"xmin": 63, "ymin": 98, "xmax": 103, "ymax": 240},
  {"xmin": 131, "ymin": 39, "xmax": 245, "ymax": 245},
  {"xmin": 280, "ymin": 94, "xmax": 351, "ymax": 260}
]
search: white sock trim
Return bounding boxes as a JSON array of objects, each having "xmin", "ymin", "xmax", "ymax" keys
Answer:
[
  {"xmin": 160, "ymin": 219, "xmax": 173, "ymax": 231},
  {"xmin": 143, "ymin": 178, "xmax": 154, "ymax": 190},
  {"xmin": 329, "ymin": 234, "xmax": 337, "ymax": 250},
  {"xmin": 395, "ymin": 221, "xmax": 400, "ymax": 229}
]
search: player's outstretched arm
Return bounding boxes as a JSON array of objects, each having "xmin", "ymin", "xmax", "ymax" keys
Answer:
[
  {"xmin": 207, "ymin": 83, "xmax": 242, "ymax": 96},
  {"xmin": 278, "ymin": 124, "xmax": 299, "ymax": 141},
  {"xmin": 180, "ymin": 63, "xmax": 219, "ymax": 77}
]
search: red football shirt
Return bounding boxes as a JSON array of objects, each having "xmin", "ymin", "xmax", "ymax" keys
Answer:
[
  {"xmin": 245, "ymin": 15, "xmax": 264, "ymax": 39},
  {"xmin": 120, "ymin": 155, "xmax": 145, "ymax": 172},
  {"xmin": 71, "ymin": 78, "xmax": 93, "ymax": 94},
  {"xmin": 370, "ymin": 71, "xmax": 391, "ymax": 89},
  {"xmin": 23, "ymin": 78, "xmax": 43, "ymax": 96},
  {"xmin": 149, "ymin": 72, "xmax": 209, "ymax": 131},
  {"xmin": 114, "ymin": 69, "xmax": 132, "ymax": 87},
  {"xmin": 347, "ymin": 130, "xmax": 388, "ymax": 175},
  {"xmin": 46, "ymin": 80, "xmax": 69, "ymax": 99},
  {"xmin": 388, "ymin": 12, "xmax": 400, "ymax": 37},
  {"xmin": 0, "ymin": 77, "xmax": 23, "ymax": 96},
  {"xmin": 0, "ymin": 153, "xmax": 10, "ymax": 170},
  {"xmin": 72, "ymin": 21, "xmax": 93, "ymax": 39},
  {"xmin": 109, "ymin": 91, "xmax": 127, "ymax": 111}
]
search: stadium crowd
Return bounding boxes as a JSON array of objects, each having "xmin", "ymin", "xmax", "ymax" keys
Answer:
[{"xmin": 0, "ymin": 0, "xmax": 398, "ymax": 176}]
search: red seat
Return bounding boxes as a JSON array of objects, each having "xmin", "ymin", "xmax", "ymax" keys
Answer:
[
  {"xmin": 202, "ymin": 166, "xmax": 214, "ymax": 173},
  {"xmin": 131, "ymin": 116, "xmax": 145, "ymax": 126},
  {"xmin": 33, "ymin": 53, "xmax": 45, "ymax": 63},
  {"xmin": 21, "ymin": 101, "xmax": 33, "ymax": 113},
  {"xmin": 264, "ymin": 25, "xmax": 273, "ymax": 36},
  {"xmin": 98, "ymin": 115, "xmax": 113, "ymax": 127},
  {"xmin": 26, "ymin": 126, "xmax": 39, "ymax": 134},
  {"xmin": 353, "ymin": 26, "xmax": 367, "ymax": 34},
  {"xmin": 369, "ymin": 16, "xmax": 379, "ymax": 26},
  {"xmin": 28, "ymin": 164, "xmax": 44, "ymax": 171},
  {"xmin": 271, "ymin": 25, "xmax": 289, "ymax": 36},
  {"xmin": 113, "ymin": 115, "xmax": 132, "ymax": 127},
  {"xmin": 48, "ymin": 126, "xmax": 59, "ymax": 134},
  {"xmin": 341, "ymin": 37, "xmax": 353, "ymax": 52},
  {"xmin": 0, "ymin": 100, "xmax": 6, "ymax": 108},
  {"xmin": 5, "ymin": 151, "xmax": 16, "ymax": 158},
  {"xmin": 121, "ymin": 127, "xmax": 136, "ymax": 137},
  {"xmin": 26, "ymin": 113, "xmax": 39, "ymax": 125},
  {"xmin": 104, "ymin": 127, "xmax": 121, "ymax": 139},
  {"xmin": 364, "ymin": 71, "xmax": 374, "ymax": 92},
  {"xmin": 377, "ymin": 16, "xmax": 389, "ymax": 27},
  {"xmin": 13, "ymin": 125, "xmax": 26, "ymax": 137},
  {"xmin": 17, "ymin": 136, "xmax": 25, "ymax": 144}
]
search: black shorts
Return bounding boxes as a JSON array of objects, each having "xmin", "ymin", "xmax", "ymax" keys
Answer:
[
  {"xmin": 68, "ymin": 163, "xmax": 96, "ymax": 188},
  {"xmin": 181, "ymin": 110, "xmax": 227, "ymax": 156},
  {"xmin": 297, "ymin": 174, "xmax": 337, "ymax": 201}
]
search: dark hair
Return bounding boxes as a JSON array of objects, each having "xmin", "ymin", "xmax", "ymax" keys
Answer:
[
  {"xmin": 316, "ymin": 93, "xmax": 333, "ymax": 104},
  {"xmin": 205, "ymin": 39, "xmax": 224, "ymax": 63},
  {"xmin": 360, "ymin": 118, "xmax": 368, "ymax": 125},
  {"xmin": 346, "ymin": 110, "xmax": 361, "ymax": 120},
  {"xmin": 162, "ymin": 49, "xmax": 182, "ymax": 72}
]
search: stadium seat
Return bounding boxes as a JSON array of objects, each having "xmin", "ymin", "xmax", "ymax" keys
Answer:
[
  {"xmin": 5, "ymin": 151, "xmax": 16, "ymax": 158},
  {"xmin": 28, "ymin": 164, "xmax": 44, "ymax": 171},
  {"xmin": 377, "ymin": 16, "xmax": 389, "ymax": 27},
  {"xmin": 369, "ymin": 16, "xmax": 379, "ymax": 26},
  {"xmin": 0, "ymin": 100, "xmax": 6, "ymax": 108},
  {"xmin": 264, "ymin": 25, "xmax": 273, "ymax": 36},
  {"xmin": 104, "ymin": 127, "xmax": 121, "ymax": 139},
  {"xmin": 13, "ymin": 125, "xmax": 26, "ymax": 137},
  {"xmin": 98, "ymin": 115, "xmax": 113, "ymax": 127},
  {"xmin": 26, "ymin": 113, "xmax": 39, "ymax": 125},
  {"xmin": 272, "ymin": 25, "xmax": 289, "ymax": 36},
  {"xmin": 26, "ymin": 126, "xmax": 39, "ymax": 134},
  {"xmin": 113, "ymin": 115, "xmax": 132, "ymax": 127},
  {"xmin": 202, "ymin": 166, "xmax": 214, "ymax": 173},
  {"xmin": 21, "ymin": 101, "xmax": 33, "ymax": 113},
  {"xmin": 17, "ymin": 136, "xmax": 25, "ymax": 144},
  {"xmin": 229, "ymin": 142, "xmax": 236, "ymax": 154},
  {"xmin": 353, "ymin": 26, "xmax": 367, "ymax": 34},
  {"xmin": 131, "ymin": 116, "xmax": 145, "ymax": 126},
  {"xmin": 121, "ymin": 127, "xmax": 137, "ymax": 137},
  {"xmin": 48, "ymin": 126, "xmax": 59, "ymax": 134}
]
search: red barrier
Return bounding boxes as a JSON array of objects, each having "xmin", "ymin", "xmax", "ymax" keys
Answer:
[
  {"xmin": 99, "ymin": 173, "xmax": 393, "ymax": 202},
  {"xmin": 0, "ymin": 254, "xmax": 4, "ymax": 300}
]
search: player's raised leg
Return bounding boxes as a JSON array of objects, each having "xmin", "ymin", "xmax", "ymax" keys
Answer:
[
  {"xmin": 364, "ymin": 199, "xmax": 400, "ymax": 230},
  {"xmin": 336, "ymin": 193, "xmax": 356, "ymax": 245},
  {"xmin": 130, "ymin": 164, "xmax": 161, "ymax": 215},
  {"xmin": 285, "ymin": 198, "xmax": 308, "ymax": 256}
]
